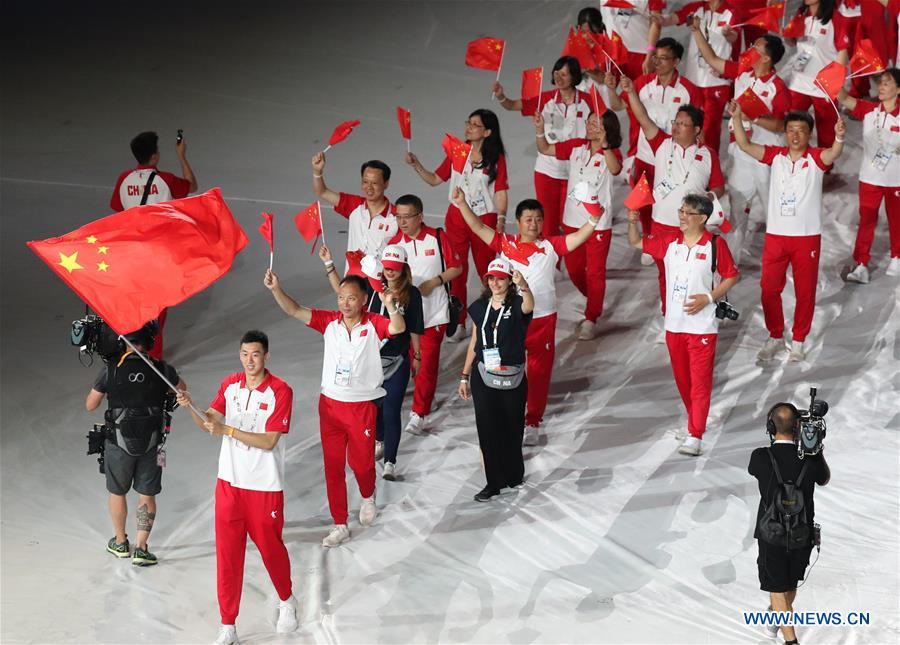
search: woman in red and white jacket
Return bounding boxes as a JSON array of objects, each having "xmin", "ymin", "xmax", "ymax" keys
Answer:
[
  {"xmin": 535, "ymin": 108, "xmax": 624, "ymax": 339},
  {"xmin": 784, "ymin": 0, "xmax": 851, "ymax": 148},
  {"xmin": 840, "ymin": 68, "xmax": 900, "ymax": 282},
  {"xmin": 406, "ymin": 109, "xmax": 508, "ymax": 339},
  {"xmin": 494, "ymin": 56, "xmax": 592, "ymax": 239}
]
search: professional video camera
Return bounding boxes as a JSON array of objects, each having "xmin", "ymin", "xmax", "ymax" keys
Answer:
[
  {"xmin": 795, "ymin": 387, "xmax": 829, "ymax": 458},
  {"xmin": 71, "ymin": 313, "xmax": 121, "ymax": 364}
]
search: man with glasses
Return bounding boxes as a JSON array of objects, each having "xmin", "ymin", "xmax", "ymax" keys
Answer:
[
  {"xmin": 619, "ymin": 75, "xmax": 725, "ymax": 340},
  {"xmin": 626, "ymin": 194, "xmax": 740, "ymax": 456},
  {"xmin": 386, "ymin": 194, "xmax": 462, "ymax": 436}
]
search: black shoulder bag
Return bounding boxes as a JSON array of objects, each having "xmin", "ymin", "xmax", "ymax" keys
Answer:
[{"xmin": 435, "ymin": 227, "xmax": 463, "ymax": 338}]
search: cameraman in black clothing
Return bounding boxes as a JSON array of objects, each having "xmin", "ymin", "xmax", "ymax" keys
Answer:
[
  {"xmin": 748, "ymin": 403, "xmax": 830, "ymax": 645},
  {"xmin": 85, "ymin": 322, "xmax": 185, "ymax": 566}
]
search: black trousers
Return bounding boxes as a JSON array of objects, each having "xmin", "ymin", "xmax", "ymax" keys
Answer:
[{"xmin": 471, "ymin": 370, "xmax": 527, "ymax": 491}]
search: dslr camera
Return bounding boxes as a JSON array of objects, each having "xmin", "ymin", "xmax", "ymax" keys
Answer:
[
  {"xmin": 715, "ymin": 296, "xmax": 739, "ymax": 321},
  {"xmin": 795, "ymin": 387, "xmax": 829, "ymax": 458}
]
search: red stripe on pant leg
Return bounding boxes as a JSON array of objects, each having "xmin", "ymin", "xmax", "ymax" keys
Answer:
[
  {"xmin": 666, "ymin": 332, "xmax": 693, "ymax": 430},
  {"xmin": 216, "ymin": 479, "xmax": 248, "ymax": 625},
  {"xmin": 412, "ymin": 325, "xmax": 444, "ymax": 416},
  {"xmin": 244, "ymin": 489, "xmax": 292, "ymax": 602},
  {"xmin": 344, "ymin": 401, "xmax": 378, "ymax": 500},
  {"xmin": 687, "ymin": 333, "xmax": 717, "ymax": 439},
  {"xmin": 525, "ymin": 314, "xmax": 556, "ymax": 427},
  {"xmin": 886, "ymin": 186, "xmax": 900, "ymax": 258},
  {"xmin": 760, "ymin": 234, "xmax": 790, "ymax": 339},
  {"xmin": 585, "ymin": 230, "xmax": 611, "ymax": 323},
  {"xmin": 445, "ymin": 205, "xmax": 472, "ymax": 324},
  {"xmin": 788, "ymin": 235, "xmax": 821, "ymax": 343},
  {"xmin": 319, "ymin": 395, "xmax": 349, "ymax": 525},
  {"xmin": 854, "ymin": 182, "xmax": 883, "ymax": 266},
  {"xmin": 562, "ymin": 224, "xmax": 588, "ymax": 296}
]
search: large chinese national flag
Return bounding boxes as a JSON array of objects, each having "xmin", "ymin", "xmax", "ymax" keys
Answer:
[{"xmin": 27, "ymin": 189, "xmax": 248, "ymax": 334}]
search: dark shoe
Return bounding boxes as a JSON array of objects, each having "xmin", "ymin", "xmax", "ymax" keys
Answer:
[
  {"xmin": 474, "ymin": 486, "xmax": 501, "ymax": 502},
  {"xmin": 132, "ymin": 545, "xmax": 158, "ymax": 566},
  {"xmin": 107, "ymin": 536, "xmax": 130, "ymax": 558}
]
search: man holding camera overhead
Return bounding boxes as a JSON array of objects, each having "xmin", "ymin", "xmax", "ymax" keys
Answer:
[
  {"xmin": 627, "ymin": 194, "xmax": 739, "ymax": 456},
  {"xmin": 85, "ymin": 321, "xmax": 185, "ymax": 566}
]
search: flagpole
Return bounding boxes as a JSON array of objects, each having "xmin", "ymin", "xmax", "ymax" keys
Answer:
[
  {"xmin": 318, "ymin": 200, "xmax": 326, "ymax": 246},
  {"xmin": 269, "ymin": 251, "xmax": 273, "ymax": 271},
  {"xmin": 119, "ymin": 334, "xmax": 207, "ymax": 420},
  {"xmin": 322, "ymin": 144, "xmax": 332, "ymax": 153},
  {"xmin": 847, "ymin": 64, "xmax": 871, "ymax": 79},
  {"xmin": 491, "ymin": 44, "xmax": 506, "ymax": 101},
  {"xmin": 814, "ymin": 80, "xmax": 842, "ymax": 119}
]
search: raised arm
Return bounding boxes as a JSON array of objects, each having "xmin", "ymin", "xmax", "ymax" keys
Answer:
[
  {"xmin": 264, "ymin": 269, "xmax": 313, "ymax": 323},
  {"xmin": 836, "ymin": 88, "xmax": 858, "ymax": 113},
  {"xmin": 405, "ymin": 152, "xmax": 445, "ymax": 186},
  {"xmin": 621, "ymin": 76, "xmax": 661, "ymax": 141},
  {"xmin": 311, "ymin": 152, "xmax": 340, "ymax": 206},
  {"xmin": 450, "ymin": 186, "xmax": 497, "ymax": 246},
  {"xmin": 534, "ymin": 113, "xmax": 557, "ymax": 156},
  {"xmin": 819, "ymin": 119, "xmax": 846, "ymax": 167},
  {"xmin": 626, "ymin": 209, "xmax": 644, "ymax": 249},
  {"xmin": 492, "ymin": 81, "xmax": 523, "ymax": 112},
  {"xmin": 175, "ymin": 137, "xmax": 199, "ymax": 193},
  {"xmin": 729, "ymin": 103, "xmax": 766, "ymax": 162},
  {"xmin": 689, "ymin": 16, "xmax": 727, "ymax": 75},
  {"xmin": 604, "ymin": 73, "xmax": 626, "ymax": 111},
  {"xmin": 565, "ymin": 209, "xmax": 604, "ymax": 252},
  {"xmin": 511, "ymin": 270, "xmax": 535, "ymax": 315},
  {"xmin": 378, "ymin": 290, "xmax": 407, "ymax": 336},
  {"xmin": 318, "ymin": 244, "xmax": 341, "ymax": 294}
]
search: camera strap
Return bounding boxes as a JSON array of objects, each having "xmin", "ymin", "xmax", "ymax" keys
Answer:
[{"xmin": 140, "ymin": 171, "xmax": 158, "ymax": 206}]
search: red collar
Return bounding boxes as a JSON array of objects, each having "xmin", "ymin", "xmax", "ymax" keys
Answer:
[
  {"xmin": 362, "ymin": 197, "xmax": 392, "ymax": 217},
  {"xmin": 398, "ymin": 224, "xmax": 436, "ymax": 242},
  {"xmin": 652, "ymin": 70, "xmax": 681, "ymax": 88},
  {"xmin": 880, "ymin": 102, "xmax": 900, "ymax": 117},
  {"xmin": 136, "ymin": 163, "xmax": 158, "ymax": 170},
  {"xmin": 239, "ymin": 370, "xmax": 272, "ymax": 392},
  {"xmin": 551, "ymin": 88, "xmax": 580, "ymax": 105},
  {"xmin": 752, "ymin": 68, "xmax": 777, "ymax": 82},
  {"xmin": 677, "ymin": 231, "xmax": 714, "ymax": 246}
]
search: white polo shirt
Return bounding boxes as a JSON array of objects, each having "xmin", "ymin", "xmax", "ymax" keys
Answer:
[
  {"xmin": 334, "ymin": 193, "xmax": 397, "ymax": 261},
  {"xmin": 388, "ymin": 225, "xmax": 460, "ymax": 329},
  {"xmin": 554, "ymin": 138, "xmax": 623, "ymax": 230},
  {"xmin": 850, "ymin": 100, "xmax": 900, "ymax": 188},
  {"xmin": 210, "ymin": 371, "xmax": 293, "ymax": 492},
  {"xmin": 786, "ymin": 14, "xmax": 850, "ymax": 99},
  {"xmin": 489, "ymin": 232, "xmax": 570, "ymax": 319},
  {"xmin": 678, "ymin": 1, "xmax": 737, "ymax": 89},
  {"xmin": 308, "ymin": 310, "xmax": 392, "ymax": 402},
  {"xmin": 435, "ymin": 153, "xmax": 509, "ymax": 216},
  {"xmin": 531, "ymin": 89, "xmax": 591, "ymax": 179},
  {"xmin": 761, "ymin": 146, "xmax": 832, "ymax": 236},
  {"xmin": 647, "ymin": 131, "xmax": 725, "ymax": 227},
  {"xmin": 643, "ymin": 232, "xmax": 739, "ymax": 335},
  {"xmin": 629, "ymin": 72, "xmax": 701, "ymax": 162},
  {"xmin": 723, "ymin": 62, "xmax": 791, "ymax": 146},
  {"xmin": 601, "ymin": 0, "xmax": 666, "ymax": 54}
]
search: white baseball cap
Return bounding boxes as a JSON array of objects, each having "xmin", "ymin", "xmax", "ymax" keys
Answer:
[
  {"xmin": 361, "ymin": 255, "xmax": 385, "ymax": 292},
  {"xmin": 485, "ymin": 257, "xmax": 512, "ymax": 278},
  {"xmin": 380, "ymin": 244, "xmax": 408, "ymax": 270}
]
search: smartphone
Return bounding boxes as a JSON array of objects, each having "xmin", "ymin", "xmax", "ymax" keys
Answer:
[{"xmin": 176, "ymin": 129, "xmax": 184, "ymax": 144}]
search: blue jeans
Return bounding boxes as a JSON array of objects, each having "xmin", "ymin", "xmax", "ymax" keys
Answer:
[{"xmin": 376, "ymin": 355, "xmax": 411, "ymax": 464}]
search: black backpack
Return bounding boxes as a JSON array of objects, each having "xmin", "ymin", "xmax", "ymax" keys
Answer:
[{"xmin": 757, "ymin": 448, "xmax": 811, "ymax": 550}]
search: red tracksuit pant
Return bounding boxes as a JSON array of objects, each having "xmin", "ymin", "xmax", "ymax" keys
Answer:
[
  {"xmin": 789, "ymin": 90, "xmax": 838, "ymax": 149},
  {"xmin": 562, "ymin": 225, "xmax": 612, "ymax": 323},
  {"xmin": 215, "ymin": 479, "xmax": 292, "ymax": 625},
  {"xmin": 651, "ymin": 222, "xmax": 682, "ymax": 314},
  {"xmin": 534, "ymin": 172, "xmax": 568, "ymax": 238},
  {"xmin": 319, "ymin": 396, "xmax": 377, "ymax": 525},
  {"xmin": 445, "ymin": 204, "xmax": 497, "ymax": 324},
  {"xmin": 525, "ymin": 313, "xmax": 557, "ymax": 427},
  {"xmin": 697, "ymin": 85, "xmax": 731, "ymax": 153},
  {"xmin": 760, "ymin": 233, "xmax": 821, "ymax": 343},
  {"xmin": 665, "ymin": 332, "xmax": 717, "ymax": 439},
  {"xmin": 632, "ymin": 159, "xmax": 656, "ymax": 235},
  {"xmin": 854, "ymin": 182, "xmax": 900, "ymax": 266},
  {"xmin": 411, "ymin": 325, "xmax": 444, "ymax": 417}
]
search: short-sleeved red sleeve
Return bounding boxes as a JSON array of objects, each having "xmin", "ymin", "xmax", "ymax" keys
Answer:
[
  {"xmin": 493, "ymin": 154, "xmax": 509, "ymax": 191},
  {"xmin": 648, "ymin": 129, "xmax": 671, "ymax": 154},
  {"xmin": 770, "ymin": 78, "xmax": 791, "ymax": 119},
  {"xmin": 649, "ymin": 0, "xmax": 666, "ymax": 11},
  {"xmin": 159, "ymin": 171, "xmax": 191, "ymax": 199},
  {"xmin": 209, "ymin": 372, "xmax": 242, "ymax": 415},
  {"xmin": 488, "ymin": 231, "xmax": 505, "ymax": 253},
  {"xmin": 109, "ymin": 170, "xmax": 129, "ymax": 212},
  {"xmin": 334, "ymin": 193, "xmax": 364, "ymax": 219},
  {"xmin": 808, "ymin": 147, "xmax": 833, "ymax": 171},
  {"xmin": 722, "ymin": 60, "xmax": 740, "ymax": 80},
  {"xmin": 553, "ymin": 138, "xmax": 588, "ymax": 161},
  {"xmin": 850, "ymin": 99, "xmax": 879, "ymax": 121},
  {"xmin": 307, "ymin": 309, "xmax": 341, "ymax": 334},
  {"xmin": 675, "ymin": 1, "xmax": 704, "ymax": 24},
  {"xmin": 714, "ymin": 236, "xmax": 739, "ymax": 279},
  {"xmin": 368, "ymin": 313, "xmax": 392, "ymax": 340},
  {"xmin": 760, "ymin": 145, "xmax": 787, "ymax": 166},
  {"xmin": 642, "ymin": 234, "xmax": 671, "ymax": 260},
  {"xmin": 549, "ymin": 235, "xmax": 570, "ymax": 257},
  {"xmin": 264, "ymin": 380, "xmax": 293, "ymax": 433},
  {"xmin": 707, "ymin": 148, "xmax": 725, "ymax": 190},
  {"xmin": 434, "ymin": 157, "xmax": 452, "ymax": 182}
]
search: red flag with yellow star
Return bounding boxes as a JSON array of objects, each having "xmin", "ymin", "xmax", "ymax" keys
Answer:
[
  {"xmin": 736, "ymin": 86, "xmax": 770, "ymax": 119},
  {"xmin": 624, "ymin": 172, "xmax": 655, "ymax": 211},
  {"xmin": 849, "ymin": 39, "xmax": 885, "ymax": 77},
  {"xmin": 442, "ymin": 133, "xmax": 471, "ymax": 173},
  {"xmin": 521, "ymin": 67, "xmax": 544, "ymax": 117},
  {"xmin": 562, "ymin": 26, "xmax": 597, "ymax": 71},
  {"xmin": 294, "ymin": 202, "xmax": 323, "ymax": 244},
  {"xmin": 259, "ymin": 212, "xmax": 274, "ymax": 252},
  {"xmin": 396, "ymin": 106, "xmax": 412, "ymax": 140},
  {"xmin": 26, "ymin": 188, "xmax": 248, "ymax": 335},
  {"xmin": 465, "ymin": 37, "xmax": 505, "ymax": 71},
  {"xmin": 815, "ymin": 61, "xmax": 847, "ymax": 99},
  {"xmin": 740, "ymin": 3, "xmax": 784, "ymax": 32},
  {"xmin": 781, "ymin": 14, "xmax": 805, "ymax": 39},
  {"xmin": 605, "ymin": 31, "xmax": 630, "ymax": 67},
  {"xmin": 738, "ymin": 47, "xmax": 761, "ymax": 74}
]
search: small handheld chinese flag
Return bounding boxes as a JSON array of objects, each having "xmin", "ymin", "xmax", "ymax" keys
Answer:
[
  {"xmin": 605, "ymin": 31, "xmax": 630, "ymax": 69},
  {"xmin": 562, "ymin": 26, "xmax": 596, "ymax": 71},
  {"xmin": 294, "ymin": 202, "xmax": 323, "ymax": 245},
  {"xmin": 442, "ymin": 133, "xmax": 471, "ymax": 173},
  {"xmin": 589, "ymin": 83, "xmax": 607, "ymax": 115},
  {"xmin": 736, "ymin": 87, "xmax": 770, "ymax": 119},
  {"xmin": 259, "ymin": 212, "xmax": 274, "ymax": 269},
  {"xmin": 738, "ymin": 48, "xmax": 761, "ymax": 74},
  {"xmin": 849, "ymin": 39, "xmax": 885, "ymax": 77},
  {"xmin": 465, "ymin": 37, "xmax": 505, "ymax": 71},
  {"xmin": 345, "ymin": 249, "xmax": 366, "ymax": 277},
  {"xmin": 520, "ymin": 67, "xmax": 543, "ymax": 116},
  {"xmin": 624, "ymin": 172, "xmax": 655, "ymax": 211},
  {"xmin": 396, "ymin": 106, "xmax": 412, "ymax": 140},
  {"xmin": 323, "ymin": 120, "xmax": 361, "ymax": 152},
  {"xmin": 741, "ymin": 2, "xmax": 784, "ymax": 32},
  {"xmin": 815, "ymin": 61, "xmax": 847, "ymax": 100},
  {"xmin": 782, "ymin": 14, "xmax": 805, "ymax": 39}
]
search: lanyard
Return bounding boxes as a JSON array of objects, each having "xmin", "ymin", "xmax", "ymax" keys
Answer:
[
  {"xmin": 232, "ymin": 388, "xmax": 260, "ymax": 431},
  {"xmin": 666, "ymin": 140, "xmax": 699, "ymax": 185},
  {"xmin": 480, "ymin": 302, "xmax": 507, "ymax": 349}
]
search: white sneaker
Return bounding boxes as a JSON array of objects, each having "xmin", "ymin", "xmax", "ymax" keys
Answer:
[
  {"xmin": 846, "ymin": 263, "xmax": 869, "ymax": 284},
  {"xmin": 678, "ymin": 436, "xmax": 702, "ymax": 456},
  {"xmin": 374, "ymin": 440, "xmax": 384, "ymax": 460},
  {"xmin": 404, "ymin": 412, "xmax": 425, "ymax": 435},
  {"xmin": 764, "ymin": 606, "xmax": 780, "ymax": 637},
  {"xmin": 276, "ymin": 595, "xmax": 298, "ymax": 634},
  {"xmin": 322, "ymin": 524, "xmax": 350, "ymax": 548},
  {"xmin": 382, "ymin": 461, "xmax": 396, "ymax": 481},
  {"xmin": 577, "ymin": 319, "xmax": 599, "ymax": 340},
  {"xmin": 788, "ymin": 340, "xmax": 806, "ymax": 362},
  {"xmin": 214, "ymin": 625, "xmax": 239, "ymax": 645},
  {"xmin": 757, "ymin": 337, "xmax": 786, "ymax": 361},
  {"xmin": 359, "ymin": 495, "xmax": 377, "ymax": 526},
  {"xmin": 885, "ymin": 257, "xmax": 900, "ymax": 277},
  {"xmin": 523, "ymin": 425, "xmax": 540, "ymax": 446},
  {"xmin": 640, "ymin": 253, "xmax": 655, "ymax": 266},
  {"xmin": 445, "ymin": 325, "xmax": 468, "ymax": 343}
]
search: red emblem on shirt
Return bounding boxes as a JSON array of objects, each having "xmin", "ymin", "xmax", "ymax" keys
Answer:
[
  {"xmin": 695, "ymin": 153, "xmax": 703, "ymax": 161},
  {"xmin": 576, "ymin": 111, "xmax": 584, "ymax": 118},
  {"xmin": 673, "ymin": 97, "xmax": 682, "ymax": 103},
  {"xmin": 819, "ymin": 27, "xmax": 827, "ymax": 35},
  {"xmin": 425, "ymin": 248, "xmax": 435, "ymax": 256},
  {"xmin": 892, "ymin": 125, "xmax": 900, "ymax": 132},
  {"xmin": 717, "ymin": 20, "xmax": 726, "ymax": 26},
  {"xmin": 696, "ymin": 252, "xmax": 707, "ymax": 260},
  {"xmin": 259, "ymin": 402, "xmax": 269, "ymax": 410},
  {"xmin": 761, "ymin": 90, "xmax": 769, "ymax": 97},
  {"xmin": 360, "ymin": 329, "xmax": 369, "ymax": 337}
]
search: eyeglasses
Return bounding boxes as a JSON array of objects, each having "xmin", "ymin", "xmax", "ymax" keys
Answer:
[
  {"xmin": 655, "ymin": 55, "xmax": 676, "ymax": 61},
  {"xmin": 465, "ymin": 121, "xmax": 485, "ymax": 129},
  {"xmin": 678, "ymin": 208, "xmax": 704, "ymax": 216},
  {"xmin": 395, "ymin": 214, "xmax": 421, "ymax": 221}
]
